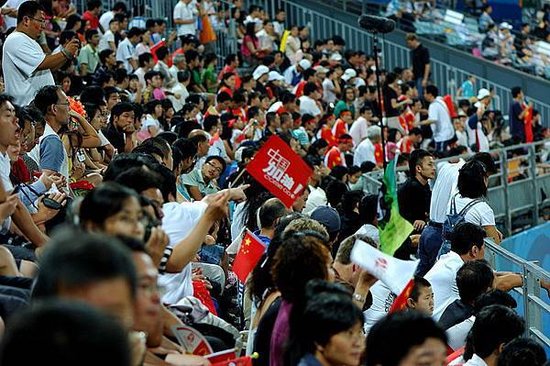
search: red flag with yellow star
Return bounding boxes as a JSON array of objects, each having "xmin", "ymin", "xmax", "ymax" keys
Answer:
[{"xmin": 232, "ymin": 230, "xmax": 266, "ymax": 283}]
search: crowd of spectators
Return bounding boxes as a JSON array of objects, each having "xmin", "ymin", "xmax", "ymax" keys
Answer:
[
  {"xmin": 0, "ymin": 1, "xmax": 547, "ymax": 366},
  {"xmin": 385, "ymin": 0, "xmax": 550, "ymax": 78}
]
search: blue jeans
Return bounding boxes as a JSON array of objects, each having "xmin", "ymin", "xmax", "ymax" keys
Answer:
[
  {"xmin": 415, "ymin": 224, "xmax": 443, "ymax": 277},
  {"xmin": 416, "ymin": 77, "xmax": 425, "ymax": 99}
]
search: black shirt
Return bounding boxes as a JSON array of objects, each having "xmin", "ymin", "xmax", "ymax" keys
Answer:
[
  {"xmin": 411, "ymin": 44, "xmax": 430, "ymax": 79},
  {"xmin": 383, "ymin": 85, "xmax": 400, "ymax": 117},
  {"xmin": 398, "ymin": 176, "xmax": 431, "ymax": 225},
  {"xmin": 102, "ymin": 124, "xmax": 125, "ymax": 153}
]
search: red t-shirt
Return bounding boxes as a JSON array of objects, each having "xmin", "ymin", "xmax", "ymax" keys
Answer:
[
  {"xmin": 320, "ymin": 125, "xmax": 337, "ymax": 147},
  {"xmin": 332, "ymin": 119, "xmax": 348, "ymax": 140},
  {"xmin": 82, "ymin": 11, "xmax": 100, "ymax": 30},
  {"xmin": 325, "ymin": 146, "xmax": 344, "ymax": 169}
]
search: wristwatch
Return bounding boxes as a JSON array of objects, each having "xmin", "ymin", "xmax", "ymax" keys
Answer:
[{"xmin": 353, "ymin": 293, "xmax": 366, "ymax": 302}]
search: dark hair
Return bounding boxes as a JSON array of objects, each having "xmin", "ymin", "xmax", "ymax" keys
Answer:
[
  {"xmin": 303, "ymin": 82, "xmax": 318, "ymax": 96},
  {"xmin": 185, "ymin": 49, "xmax": 199, "ymax": 64},
  {"xmin": 17, "ymin": 1, "xmax": 44, "ymax": 24},
  {"xmin": 288, "ymin": 283, "xmax": 363, "ymax": 364},
  {"xmin": 33, "ymin": 85, "xmax": 61, "ymax": 115},
  {"xmin": 154, "ymin": 164, "xmax": 177, "ymax": 203},
  {"xmin": 110, "ymin": 102, "xmax": 135, "ymax": 123},
  {"xmin": 469, "ymin": 305, "xmax": 525, "ymax": 359},
  {"xmin": 458, "ymin": 160, "xmax": 488, "ymax": 198},
  {"xmin": 126, "ymin": 27, "xmax": 142, "ymax": 39},
  {"xmin": 469, "ymin": 152, "xmax": 497, "ymax": 175},
  {"xmin": 103, "ymin": 86, "xmax": 119, "ymax": 100},
  {"xmin": 112, "ymin": 1, "xmax": 127, "ymax": 12},
  {"xmin": 409, "ymin": 276, "xmax": 432, "ymax": 302},
  {"xmin": 173, "ymin": 138, "xmax": 197, "ymax": 160},
  {"xmin": 79, "ymin": 182, "xmax": 141, "ymax": 228},
  {"xmin": 203, "ymin": 115, "xmax": 220, "ymax": 133},
  {"xmin": 272, "ymin": 235, "xmax": 331, "ymax": 303},
  {"xmin": 224, "ymin": 53, "xmax": 238, "ymax": 65},
  {"xmin": 456, "ymin": 260, "xmax": 494, "ymax": 304},
  {"xmin": 18, "ymin": 105, "xmax": 43, "ymax": 127},
  {"xmin": 359, "ymin": 194, "xmax": 378, "ymax": 225},
  {"xmin": 64, "ymin": 14, "xmax": 82, "ymax": 31},
  {"xmin": 425, "ymin": 84, "xmax": 439, "ymax": 98},
  {"xmin": 474, "ymin": 289, "xmax": 517, "ymax": 314},
  {"xmin": 366, "ymin": 311, "xmax": 447, "ymax": 366},
  {"xmin": 32, "ymin": 228, "xmax": 137, "ymax": 300},
  {"xmin": 0, "ymin": 300, "xmax": 131, "ymax": 366},
  {"xmin": 450, "ymin": 222, "xmax": 486, "ymax": 255},
  {"xmin": 259, "ymin": 198, "xmax": 287, "ymax": 229},
  {"xmin": 103, "ymin": 153, "xmax": 156, "ymax": 181},
  {"xmin": 329, "ymin": 165, "xmax": 349, "ymax": 181},
  {"xmin": 114, "ymin": 167, "xmax": 163, "ymax": 195},
  {"xmin": 326, "ymin": 179, "xmax": 348, "ymax": 208},
  {"xmin": 84, "ymin": 28, "xmax": 98, "ymax": 41},
  {"xmin": 511, "ymin": 86, "xmax": 522, "ymax": 99},
  {"xmin": 408, "ymin": 149, "xmax": 432, "ymax": 176},
  {"xmin": 99, "ymin": 49, "xmax": 115, "ymax": 64},
  {"xmin": 144, "ymin": 70, "xmax": 160, "ymax": 84},
  {"xmin": 87, "ymin": 0, "xmax": 102, "ymax": 10},
  {"xmin": 156, "ymin": 46, "xmax": 169, "ymax": 61},
  {"xmin": 497, "ymin": 337, "xmax": 547, "ymax": 366},
  {"xmin": 138, "ymin": 52, "xmax": 153, "ymax": 68},
  {"xmin": 113, "ymin": 68, "xmax": 128, "ymax": 84}
]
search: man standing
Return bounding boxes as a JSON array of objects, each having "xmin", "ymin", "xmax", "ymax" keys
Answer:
[
  {"xmin": 325, "ymin": 134, "xmax": 354, "ymax": 169},
  {"xmin": 2, "ymin": 1, "xmax": 79, "ymax": 106},
  {"xmin": 398, "ymin": 149, "xmax": 435, "ymax": 233},
  {"xmin": 174, "ymin": 0, "xmax": 198, "ymax": 42},
  {"xmin": 78, "ymin": 29, "xmax": 101, "ymax": 77},
  {"xmin": 116, "ymin": 27, "xmax": 142, "ymax": 73},
  {"xmin": 508, "ymin": 86, "xmax": 532, "ymax": 144},
  {"xmin": 406, "ymin": 33, "xmax": 430, "ymax": 97},
  {"xmin": 422, "ymin": 85, "xmax": 454, "ymax": 152}
]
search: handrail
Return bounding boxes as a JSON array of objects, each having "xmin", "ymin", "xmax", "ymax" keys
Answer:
[{"xmin": 483, "ymin": 239, "xmax": 550, "ymax": 349}]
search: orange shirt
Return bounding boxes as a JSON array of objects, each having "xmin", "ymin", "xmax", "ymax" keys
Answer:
[{"xmin": 320, "ymin": 126, "xmax": 337, "ymax": 147}]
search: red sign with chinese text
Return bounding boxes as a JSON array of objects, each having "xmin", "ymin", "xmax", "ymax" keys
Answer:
[{"xmin": 246, "ymin": 135, "xmax": 313, "ymax": 207}]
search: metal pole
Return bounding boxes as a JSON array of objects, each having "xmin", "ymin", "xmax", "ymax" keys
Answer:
[{"xmin": 372, "ymin": 32, "xmax": 387, "ymax": 169}]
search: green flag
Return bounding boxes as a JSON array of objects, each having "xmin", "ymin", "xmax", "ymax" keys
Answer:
[{"xmin": 378, "ymin": 158, "xmax": 414, "ymax": 255}]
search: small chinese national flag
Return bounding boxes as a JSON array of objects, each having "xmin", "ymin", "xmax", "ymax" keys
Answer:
[
  {"xmin": 212, "ymin": 356, "xmax": 253, "ymax": 366},
  {"xmin": 232, "ymin": 230, "xmax": 266, "ymax": 283},
  {"xmin": 246, "ymin": 135, "xmax": 313, "ymax": 207}
]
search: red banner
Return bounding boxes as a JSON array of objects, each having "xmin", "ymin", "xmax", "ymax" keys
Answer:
[{"xmin": 246, "ymin": 135, "xmax": 313, "ymax": 207}]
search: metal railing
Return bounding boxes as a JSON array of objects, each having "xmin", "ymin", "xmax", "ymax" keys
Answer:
[
  {"xmin": 483, "ymin": 238, "xmax": 550, "ymax": 350},
  {"xmin": 359, "ymin": 140, "xmax": 550, "ymax": 236}
]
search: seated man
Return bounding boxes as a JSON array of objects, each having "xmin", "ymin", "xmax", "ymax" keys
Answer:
[{"xmin": 179, "ymin": 156, "xmax": 225, "ymax": 201}]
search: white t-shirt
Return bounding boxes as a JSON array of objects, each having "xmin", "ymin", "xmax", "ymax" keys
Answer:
[
  {"xmin": 169, "ymin": 83, "xmax": 190, "ymax": 112},
  {"xmin": 363, "ymin": 282, "xmax": 395, "ymax": 333},
  {"xmin": 98, "ymin": 30, "xmax": 115, "ymax": 51},
  {"xmin": 466, "ymin": 118, "xmax": 490, "ymax": 152},
  {"xmin": 429, "ymin": 160, "xmax": 465, "ymax": 223},
  {"xmin": 299, "ymin": 96, "xmax": 321, "ymax": 117},
  {"xmin": 424, "ymin": 251, "xmax": 464, "ymax": 321},
  {"xmin": 158, "ymin": 200, "xmax": 207, "ymax": 304},
  {"xmin": 143, "ymin": 115, "xmax": 162, "ymax": 132},
  {"xmin": 133, "ymin": 67, "xmax": 147, "ymax": 88},
  {"xmin": 428, "ymin": 97, "xmax": 455, "ymax": 143},
  {"xmin": 447, "ymin": 315, "xmax": 474, "ymax": 351},
  {"xmin": 447, "ymin": 195, "xmax": 495, "ymax": 227},
  {"xmin": 322, "ymin": 78, "xmax": 337, "ymax": 104},
  {"xmin": 99, "ymin": 11, "xmax": 115, "ymax": 33},
  {"xmin": 97, "ymin": 129, "xmax": 111, "ymax": 147},
  {"xmin": 3, "ymin": 31, "xmax": 55, "ymax": 106},
  {"xmin": 174, "ymin": 0, "xmax": 197, "ymax": 37},
  {"xmin": 354, "ymin": 138, "xmax": 376, "ymax": 167},
  {"xmin": 116, "ymin": 38, "xmax": 136, "ymax": 73},
  {"xmin": 349, "ymin": 117, "xmax": 369, "ymax": 146}
]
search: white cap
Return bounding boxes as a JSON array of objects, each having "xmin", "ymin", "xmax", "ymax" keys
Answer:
[
  {"xmin": 313, "ymin": 65, "xmax": 330, "ymax": 74},
  {"xmin": 298, "ymin": 59, "xmax": 312, "ymax": 70},
  {"xmin": 253, "ymin": 65, "xmax": 270, "ymax": 80},
  {"xmin": 268, "ymin": 71, "xmax": 285, "ymax": 82},
  {"xmin": 341, "ymin": 68, "xmax": 357, "ymax": 81},
  {"xmin": 330, "ymin": 53, "xmax": 343, "ymax": 62},
  {"xmin": 499, "ymin": 22, "xmax": 513, "ymax": 30},
  {"xmin": 477, "ymin": 88, "xmax": 491, "ymax": 100}
]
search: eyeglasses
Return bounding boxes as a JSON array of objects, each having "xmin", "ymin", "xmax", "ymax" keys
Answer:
[
  {"xmin": 27, "ymin": 17, "xmax": 46, "ymax": 25},
  {"xmin": 56, "ymin": 101, "xmax": 70, "ymax": 107},
  {"xmin": 205, "ymin": 161, "xmax": 223, "ymax": 173}
]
